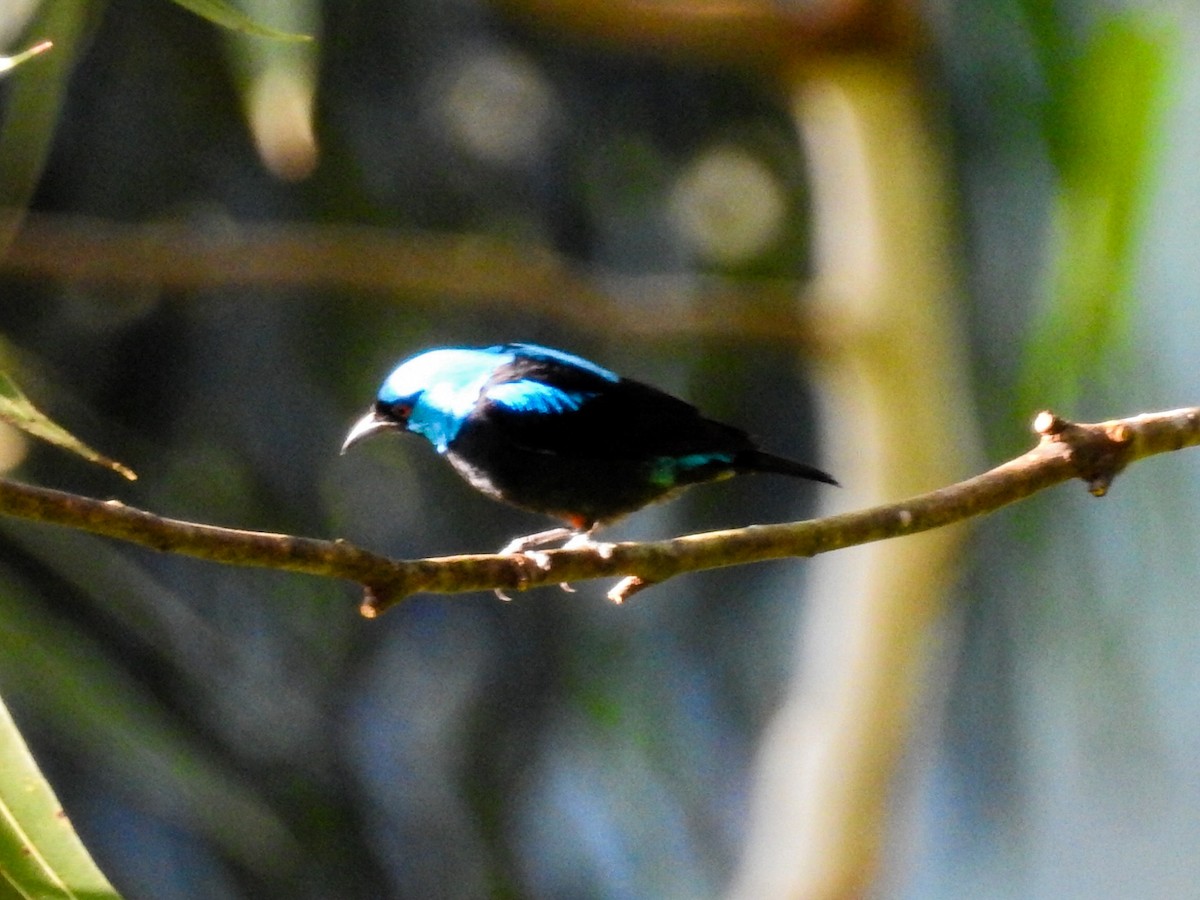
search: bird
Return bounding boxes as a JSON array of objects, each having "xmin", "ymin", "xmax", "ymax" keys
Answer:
[{"xmin": 341, "ymin": 342, "xmax": 838, "ymax": 554}]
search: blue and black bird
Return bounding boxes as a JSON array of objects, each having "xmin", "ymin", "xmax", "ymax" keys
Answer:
[{"xmin": 342, "ymin": 343, "xmax": 838, "ymax": 552}]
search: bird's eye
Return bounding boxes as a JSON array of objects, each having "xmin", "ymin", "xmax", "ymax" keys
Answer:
[{"xmin": 375, "ymin": 399, "xmax": 413, "ymax": 422}]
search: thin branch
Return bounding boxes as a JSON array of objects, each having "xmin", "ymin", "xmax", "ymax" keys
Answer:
[{"xmin": 0, "ymin": 408, "xmax": 1197, "ymax": 616}]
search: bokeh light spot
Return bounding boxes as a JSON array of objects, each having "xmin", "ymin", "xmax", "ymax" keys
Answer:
[{"xmin": 669, "ymin": 144, "xmax": 788, "ymax": 266}]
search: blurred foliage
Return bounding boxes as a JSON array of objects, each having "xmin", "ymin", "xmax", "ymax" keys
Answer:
[
  {"xmin": 1019, "ymin": 8, "xmax": 1174, "ymax": 415},
  {"xmin": 0, "ymin": 4, "xmax": 307, "ymax": 895},
  {"xmin": 221, "ymin": 0, "xmax": 321, "ymax": 180},
  {"xmin": 0, "ymin": 0, "xmax": 102, "ymax": 251},
  {"xmin": 167, "ymin": 0, "xmax": 313, "ymax": 41},
  {"xmin": 0, "ymin": 0, "xmax": 308, "ymax": 249},
  {"xmin": 0, "ymin": 2, "xmax": 824, "ymax": 897},
  {"xmin": 0, "ymin": 693, "xmax": 119, "ymax": 899},
  {"xmin": 0, "ymin": 0, "xmax": 1195, "ymax": 898}
]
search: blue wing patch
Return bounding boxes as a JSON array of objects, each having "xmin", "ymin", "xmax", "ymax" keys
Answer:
[
  {"xmin": 491, "ymin": 343, "xmax": 620, "ymax": 383},
  {"xmin": 485, "ymin": 379, "xmax": 595, "ymax": 415}
]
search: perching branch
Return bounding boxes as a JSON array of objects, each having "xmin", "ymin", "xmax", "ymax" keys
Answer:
[{"xmin": 0, "ymin": 408, "xmax": 1197, "ymax": 616}]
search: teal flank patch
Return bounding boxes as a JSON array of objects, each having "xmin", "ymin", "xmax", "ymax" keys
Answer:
[{"xmin": 648, "ymin": 453, "xmax": 734, "ymax": 487}]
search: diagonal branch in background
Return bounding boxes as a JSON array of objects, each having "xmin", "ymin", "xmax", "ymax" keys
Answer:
[{"xmin": 0, "ymin": 408, "xmax": 1196, "ymax": 616}]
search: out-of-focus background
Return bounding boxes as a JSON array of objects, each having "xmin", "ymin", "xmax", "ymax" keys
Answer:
[{"xmin": 1, "ymin": 0, "xmax": 1198, "ymax": 897}]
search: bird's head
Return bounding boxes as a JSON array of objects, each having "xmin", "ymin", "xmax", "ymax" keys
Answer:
[{"xmin": 341, "ymin": 347, "xmax": 506, "ymax": 455}]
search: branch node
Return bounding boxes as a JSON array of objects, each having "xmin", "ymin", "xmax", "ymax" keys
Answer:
[
  {"xmin": 1033, "ymin": 410, "xmax": 1067, "ymax": 437},
  {"xmin": 360, "ymin": 583, "xmax": 407, "ymax": 618},
  {"xmin": 1105, "ymin": 422, "xmax": 1134, "ymax": 445},
  {"xmin": 607, "ymin": 575, "xmax": 656, "ymax": 604},
  {"xmin": 1032, "ymin": 410, "xmax": 1136, "ymax": 497}
]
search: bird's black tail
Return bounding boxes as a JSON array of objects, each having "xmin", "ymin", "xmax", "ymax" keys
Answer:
[{"xmin": 735, "ymin": 449, "xmax": 840, "ymax": 487}]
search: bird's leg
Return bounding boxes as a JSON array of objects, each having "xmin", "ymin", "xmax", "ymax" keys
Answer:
[
  {"xmin": 558, "ymin": 529, "xmax": 606, "ymax": 552},
  {"xmin": 547, "ymin": 528, "xmax": 594, "ymax": 593},
  {"xmin": 497, "ymin": 527, "xmax": 579, "ymax": 556}
]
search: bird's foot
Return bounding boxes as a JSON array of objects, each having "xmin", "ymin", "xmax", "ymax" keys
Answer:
[
  {"xmin": 494, "ymin": 529, "xmax": 571, "ymax": 600},
  {"xmin": 495, "ymin": 548, "xmax": 555, "ymax": 601},
  {"xmin": 495, "ymin": 526, "xmax": 611, "ymax": 598}
]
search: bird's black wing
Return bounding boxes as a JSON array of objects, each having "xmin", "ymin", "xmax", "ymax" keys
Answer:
[{"xmin": 473, "ymin": 349, "xmax": 753, "ymax": 460}]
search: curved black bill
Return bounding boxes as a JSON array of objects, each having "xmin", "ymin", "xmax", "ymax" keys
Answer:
[{"xmin": 340, "ymin": 410, "xmax": 399, "ymax": 454}]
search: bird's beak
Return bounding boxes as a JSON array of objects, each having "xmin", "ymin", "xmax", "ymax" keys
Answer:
[{"xmin": 340, "ymin": 410, "xmax": 399, "ymax": 454}]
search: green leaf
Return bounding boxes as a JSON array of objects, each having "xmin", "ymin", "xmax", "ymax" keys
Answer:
[
  {"xmin": 0, "ymin": 694, "xmax": 121, "ymax": 899},
  {"xmin": 0, "ymin": 373, "xmax": 136, "ymax": 481},
  {"xmin": 1019, "ymin": 13, "xmax": 1175, "ymax": 414},
  {"xmin": 165, "ymin": 0, "xmax": 313, "ymax": 41}
]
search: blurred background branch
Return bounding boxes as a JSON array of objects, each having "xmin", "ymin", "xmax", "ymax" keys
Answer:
[
  {"xmin": 0, "ymin": 211, "xmax": 837, "ymax": 347},
  {"xmin": 733, "ymin": 51, "xmax": 975, "ymax": 898}
]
